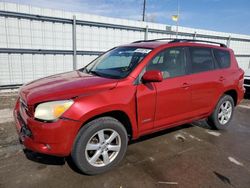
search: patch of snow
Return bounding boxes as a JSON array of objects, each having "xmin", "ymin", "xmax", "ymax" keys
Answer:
[
  {"xmin": 228, "ymin": 156, "xmax": 243, "ymax": 166},
  {"xmin": 206, "ymin": 131, "xmax": 221, "ymax": 137}
]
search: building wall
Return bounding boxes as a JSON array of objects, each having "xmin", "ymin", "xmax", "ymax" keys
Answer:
[{"xmin": 0, "ymin": 2, "xmax": 250, "ymax": 86}]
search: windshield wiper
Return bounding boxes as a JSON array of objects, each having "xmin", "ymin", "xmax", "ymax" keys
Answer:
[{"xmin": 89, "ymin": 70, "xmax": 102, "ymax": 77}]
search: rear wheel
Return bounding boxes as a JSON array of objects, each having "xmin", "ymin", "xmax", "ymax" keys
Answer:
[
  {"xmin": 71, "ymin": 117, "xmax": 128, "ymax": 175},
  {"xmin": 207, "ymin": 95, "xmax": 234, "ymax": 130}
]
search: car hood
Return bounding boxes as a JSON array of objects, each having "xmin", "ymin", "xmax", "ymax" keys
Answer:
[{"xmin": 19, "ymin": 71, "xmax": 118, "ymax": 105}]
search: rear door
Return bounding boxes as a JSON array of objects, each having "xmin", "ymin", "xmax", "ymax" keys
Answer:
[{"xmin": 187, "ymin": 47, "xmax": 224, "ymax": 116}]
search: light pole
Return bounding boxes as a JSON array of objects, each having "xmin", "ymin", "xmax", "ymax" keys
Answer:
[{"xmin": 142, "ymin": 0, "xmax": 146, "ymax": 21}]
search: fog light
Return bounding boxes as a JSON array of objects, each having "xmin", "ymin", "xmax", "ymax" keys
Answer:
[{"xmin": 43, "ymin": 144, "xmax": 51, "ymax": 150}]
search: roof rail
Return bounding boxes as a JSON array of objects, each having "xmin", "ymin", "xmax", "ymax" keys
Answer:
[
  {"xmin": 132, "ymin": 38, "xmax": 173, "ymax": 43},
  {"xmin": 132, "ymin": 38, "xmax": 227, "ymax": 47},
  {"xmin": 169, "ymin": 39, "xmax": 227, "ymax": 47}
]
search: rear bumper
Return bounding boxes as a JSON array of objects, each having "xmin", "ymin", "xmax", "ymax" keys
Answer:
[
  {"xmin": 237, "ymin": 86, "xmax": 245, "ymax": 105},
  {"xmin": 13, "ymin": 99, "xmax": 81, "ymax": 157}
]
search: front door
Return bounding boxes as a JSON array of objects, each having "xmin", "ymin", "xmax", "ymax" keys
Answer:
[
  {"xmin": 136, "ymin": 81, "xmax": 157, "ymax": 132},
  {"xmin": 145, "ymin": 47, "xmax": 191, "ymax": 128}
]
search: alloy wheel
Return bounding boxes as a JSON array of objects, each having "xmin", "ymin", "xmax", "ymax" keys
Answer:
[
  {"xmin": 218, "ymin": 100, "xmax": 232, "ymax": 125},
  {"xmin": 85, "ymin": 129, "xmax": 121, "ymax": 167}
]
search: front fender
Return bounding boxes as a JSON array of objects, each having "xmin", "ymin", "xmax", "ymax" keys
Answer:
[{"xmin": 62, "ymin": 84, "xmax": 139, "ymax": 139}]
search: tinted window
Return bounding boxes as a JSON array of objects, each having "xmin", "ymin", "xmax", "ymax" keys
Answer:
[
  {"xmin": 189, "ymin": 47, "xmax": 214, "ymax": 73},
  {"xmin": 214, "ymin": 49, "xmax": 230, "ymax": 69},
  {"xmin": 146, "ymin": 48, "xmax": 186, "ymax": 79}
]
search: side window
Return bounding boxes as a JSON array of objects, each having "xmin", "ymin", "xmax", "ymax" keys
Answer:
[
  {"xmin": 213, "ymin": 49, "xmax": 231, "ymax": 69},
  {"xmin": 146, "ymin": 48, "xmax": 186, "ymax": 79},
  {"xmin": 189, "ymin": 47, "xmax": 215, "ymax": 73}
]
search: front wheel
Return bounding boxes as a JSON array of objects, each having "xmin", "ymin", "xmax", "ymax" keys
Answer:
[
  {"xmin": 207, "ymin": 95, "xmax": 234, "ymax": 130},
  {"xmin": 71, "ymin": 117, "xmax": 128, "ymax": 175}
]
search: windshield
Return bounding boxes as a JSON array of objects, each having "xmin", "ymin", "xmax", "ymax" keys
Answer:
[{"xmin": 84, "ymin": 47, "xmax": 152, "ymax": 79}]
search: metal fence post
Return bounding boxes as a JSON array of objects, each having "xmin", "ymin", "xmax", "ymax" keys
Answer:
[
  {"xmin": 227, "ymin": 35, "xmax": 231, "ymax": 47},
  {"xmin": 144, "ymin": 25, "xmax": 148, "ymax": 40},
  {"xmin": 72, "ymin": 15, "xmax": 77, "ymax": 70},
  {"xmin": 193, "ymin": 31, "xmax": 197, "ymax": 40}
]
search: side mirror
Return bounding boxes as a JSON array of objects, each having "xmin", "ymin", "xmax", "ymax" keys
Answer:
[{"xmin": 142, "ymin": 70, "xmax": 163, "ymax": 83}]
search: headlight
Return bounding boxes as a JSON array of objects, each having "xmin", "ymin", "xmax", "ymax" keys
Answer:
[{"xmin": 34, "ymin": 100, "xmax": 74, "ymax": 121}]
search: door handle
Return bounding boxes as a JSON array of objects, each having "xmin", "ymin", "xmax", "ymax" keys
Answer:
[{"xmin": 181, "ymin": 83, "xmax": 190, "ymax": 89}]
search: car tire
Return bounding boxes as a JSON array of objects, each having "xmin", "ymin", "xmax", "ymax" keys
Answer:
[
  {"xmin": 207, "ymin": 95, "xmax": 235, "ymax": 130},
  {"xmin": 71, "ymin": 117, "xmax": 128, "ymax": 175}
]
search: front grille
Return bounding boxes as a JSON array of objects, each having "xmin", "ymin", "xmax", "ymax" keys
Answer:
[
  {"xmin": 244, "ymin": 79, "xmax": 250, "ymax": 85},
  {"xmin": 20, "ymin": 98, "xmax": 33, "ymax": 117},
  {"xmin": 17, "ymin": 112, "xmax": 32, "ymax": 137}
]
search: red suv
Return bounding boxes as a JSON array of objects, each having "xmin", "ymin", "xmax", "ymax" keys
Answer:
[{"xmin": 14, "ymin": 39, "xmax": 245, "ymax": 174}]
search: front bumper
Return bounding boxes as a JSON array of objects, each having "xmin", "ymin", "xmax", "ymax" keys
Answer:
[{"xmin": 13, "ymin": 99, "xmax": 81, "ymax": 156}]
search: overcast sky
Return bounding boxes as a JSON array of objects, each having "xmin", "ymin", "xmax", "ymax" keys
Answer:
[{"xmin": 4, "ymin": 0, "xmax": 250, "ymax": 35}]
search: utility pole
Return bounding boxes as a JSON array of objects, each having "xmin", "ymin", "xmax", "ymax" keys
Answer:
[
  {"xmin": 171, "ymin": 0, "xmax": 180, "ymax": 38},
  {"xmin": 176, "ymin": 0, "xmax": 180, "ymax": 38},
  {"xmin": 142, "ymin": 0, "xmax": 146, "ymax": 21}
]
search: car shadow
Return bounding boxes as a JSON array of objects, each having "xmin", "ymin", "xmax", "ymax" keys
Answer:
[
  {"xmin": 23, "ymin": 148, "xmax": 86, "ymax": 174},
  {"xmin": 23, "ymin": 149, "xmax": 66, "ymax": 165},
  {"xmin": 190, "ymin": 120, "xmax": 213, "ymax": 130},
  {"xmin": 128, "ymin": 123, "xmax": 192, "ymax": 145},
  {"xmin": 128, "ymin": 120, "xmax": 213, "ymax": 146},
  {"xmin": 22, "ymin": 121, "xmax": 213, "ymax": 175}
]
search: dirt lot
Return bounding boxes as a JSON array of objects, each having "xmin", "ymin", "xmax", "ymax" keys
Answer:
[{"xmin": 0, "ymin": 92, "xmax": 250, "ymax": 188}]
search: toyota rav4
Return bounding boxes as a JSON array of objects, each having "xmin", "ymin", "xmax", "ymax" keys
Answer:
[{"xmin": 14, "ymin": 39, "xmax": 245, "ymax": 175}]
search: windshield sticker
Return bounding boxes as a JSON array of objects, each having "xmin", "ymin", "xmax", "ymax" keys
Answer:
[{"xmin": 134, "ymin": 48, "xmax": 152, "ymax": 54}]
